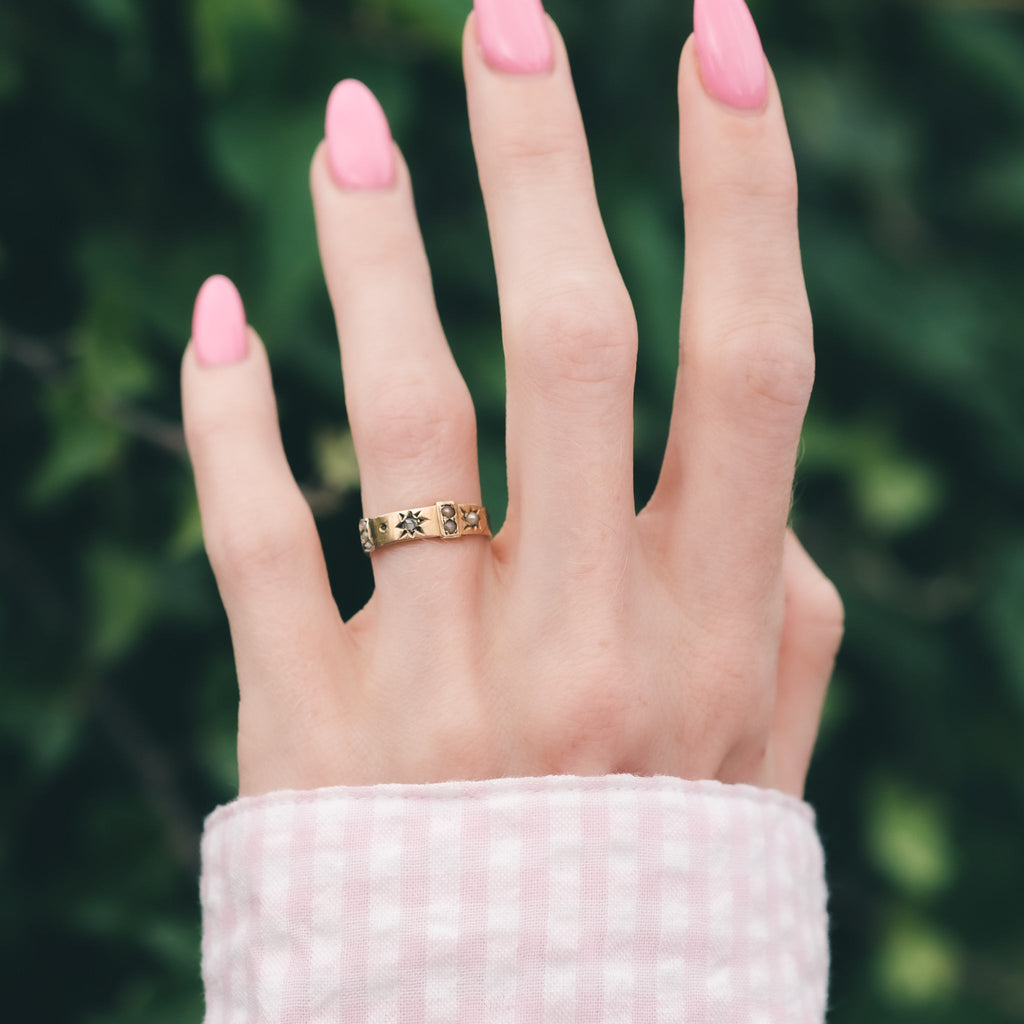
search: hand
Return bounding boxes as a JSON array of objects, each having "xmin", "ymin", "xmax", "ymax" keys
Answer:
[{"xmin": 181, "ymin": 0, "xmax": 843, "ymax": 799}]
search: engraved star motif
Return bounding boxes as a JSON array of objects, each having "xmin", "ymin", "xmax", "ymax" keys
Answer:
[{"xmin": 397, "ymin": 510, "xmax": 427, "ymax": 538}]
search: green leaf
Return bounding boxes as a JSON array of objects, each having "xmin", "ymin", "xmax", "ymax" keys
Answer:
[
  {"xmin": 313, "ymin": 427, "xmax": 361, "ymax": 496},
  {"xmin": 75, "ymin": 0, "xmax": 139, "ymax": 33},
  {"xmin": 205, "ymin": 101, "xmax": 324, "ymax": 335},
  {"xmin": 28, "ymin": 394, "xmax": 124, "ymax": 504},
  {"xmin": 0, "ymin": 684, "xmax": 85, "ymax": 776},
  {"xmin": 362, "ymin": 0, "xmax": 467, "ymax": 57},
  {"xmin": 875, "ymin": 914, "xmax": 960, "ymax": 1008},
  {"xmin": 168, "ymin": 495, "xmax": 206, "ymax": 560},
  {"xmin": 866, "ymin": 778, "xmax": 955, "ymax": 898},
  {"xmin": 856, "ymin": 454, "xmax": 944, "ymax": 537},
  {"xmin": 190, "ymin": 0, "xmax": 294, "ymax": 90},
  {"xmin": 801, "ymin": 413, "xmax": 945, "ymax": 536},
  {"xmin": 983, "ymin": 543, "xmax": 1024, "ymax": 712},
  {"xmin": 85, "ymin": 545, "xmax": 160, "ymax": 663}
]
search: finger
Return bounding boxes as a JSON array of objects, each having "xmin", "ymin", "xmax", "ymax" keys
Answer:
[
  {"xmin": 463, "ymin": 4, "xmax": 637, "ymax": 572},
  {"xmin": 182, "ymin": 276, "xmax": 345, "ymax": 707},
  {"xmin": 772, "ymin": 531, "xmax": 843, "ymax": 795},
  {"xmin": 648, "ymin": 6, "xmax": 813, "ymax": 614},
  {"xmin": 310, "ymin": 81, "xmax": 485, "ymax": 593}
]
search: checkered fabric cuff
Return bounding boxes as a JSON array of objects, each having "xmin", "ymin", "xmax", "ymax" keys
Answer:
[{"xmin": 201, "ymin": 775, "xmax": 828, "ymax": 1023}]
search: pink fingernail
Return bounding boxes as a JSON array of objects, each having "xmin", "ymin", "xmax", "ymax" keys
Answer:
[
  {"xmin": 325, "ymin": 79, "xmax": 396, "ymax": 190},
  {"xmin": 474, "ymin": 0, "xmax": 553, "ymax": 74},
  {"xmin": 694, "ymin": 0, "xmax": 768, "ymax": 110},
  {"xmin": 192, "ymin": 275, "xmax": 248, "ymax": 367}
]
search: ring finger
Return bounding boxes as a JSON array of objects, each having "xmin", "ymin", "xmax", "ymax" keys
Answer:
[{"xmin": 310, "ymin": 81, "xmax": 484, "ymax": 597}]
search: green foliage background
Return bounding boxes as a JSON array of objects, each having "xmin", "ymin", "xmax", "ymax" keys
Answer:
[{"xmin": 1, "ymin": 0, "xmax": 1023, "ymax": 1019}]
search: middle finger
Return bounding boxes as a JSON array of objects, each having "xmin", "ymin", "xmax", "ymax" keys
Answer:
[{"xmin": 464, "ymin": 1, "xmax": 637, "ymax": 572}]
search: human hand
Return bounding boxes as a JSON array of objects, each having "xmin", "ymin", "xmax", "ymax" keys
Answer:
[{"xmin": 181, "ymin": 0, "xmax": 843, "ymax": 799}]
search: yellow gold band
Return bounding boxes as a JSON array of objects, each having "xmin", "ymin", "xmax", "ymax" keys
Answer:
[{"xmin": 359, "ymin": 502, "xmax": 491, "ymax": 553}]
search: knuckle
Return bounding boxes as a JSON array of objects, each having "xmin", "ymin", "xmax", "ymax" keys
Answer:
[
  {"xmin": 719, "ymin": 729, "xmax": 773, "ymax": 783},
  {"xmin": 711, "ymin": 311, "xmax": 815, "ymax": 413},
  {"xmin": 353, "ymin": 374, "xmax": 475, "ymax": 466},
  {"xmin": 689, "ymin": 622, "xmax": 777, "ymax": 713},
  {"xmin": 792, "ymin": 568, "xmax": 845, "ymax": 641},
  {"xmin": 700, "ymin": 681, "xmax": 775, "ymax": 773},
  {"xmin": 206, "ymin": 497, "xmax": 318, "ymax": 590},
  {"xmin": 708, "ymin": 146, "xmax": 799, "ymax": 213},
  {"xmin": 710, "ymin": 647, "xmax": 775, "ymax": 710},
  {"xmin": 813, "ymin": 574, "xmax": 845, "ymax": 631},
  {"xmin": 423, "ymin": 710, "xmax": 500, "ymax": 780},
  {"xmin": 527, "ymin": 664, "xmax": 651, "ymax": 774},
  {"xmin": 517, "ymin": 282, "xmax": 638, "ymax": 389},
  {"xmin": 735, "ymin": 165, "xmax": 798, "ymax": 211},
  {"xmin": 494, "ymin": 120, "xmax": 588, "ymax": 178},
  {"xmin": 183, "ymin": 398, "xmax": 234, "ymax": 456}
]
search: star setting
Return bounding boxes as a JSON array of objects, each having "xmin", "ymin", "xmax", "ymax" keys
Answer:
[{"xmin": 397, "ymin": 510, "xmax": 427, "ymax": 538}]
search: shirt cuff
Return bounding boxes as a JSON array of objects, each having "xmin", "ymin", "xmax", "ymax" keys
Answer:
[{"xmin": 200, "ymin": 774, "xmax": 828, "ymax": 1023}]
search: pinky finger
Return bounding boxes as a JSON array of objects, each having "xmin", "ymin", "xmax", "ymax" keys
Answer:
[
  {"xmin": 771, "ymin": 530, "xmax": 844, "ymax": 796},
  {"xmin": 182, "ymin": 276, "xmax": 344, "ymax": 714}
]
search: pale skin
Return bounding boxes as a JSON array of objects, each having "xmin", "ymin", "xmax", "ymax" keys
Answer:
[{"xmin": 180, "ymin": 16, "xmax": 844, "ymax": 799}]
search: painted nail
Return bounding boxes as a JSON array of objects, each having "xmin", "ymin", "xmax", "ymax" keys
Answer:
[
  {"xmin": 192, "ymin": 275, "xmax": 248, "ymax": 367},
  {"xmin": 694, "ymin": 0, "xmax": 768, "ymax": 110},
  {"xmin": 325, "ymin": 79, "xmax": 396, "ymax": 189},
  {"xmin": 474, "ymin": 0, "xmax": 553, "ymax": 74}
]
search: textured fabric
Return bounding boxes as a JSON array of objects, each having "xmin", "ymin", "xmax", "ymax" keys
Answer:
[{"xmin": 201, "ymin": 774, "xmax": 829, "ymax": 1023}]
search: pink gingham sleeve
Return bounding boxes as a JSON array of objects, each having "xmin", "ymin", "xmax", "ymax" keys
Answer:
[{"xmin": 200, "ymin": 774, "xmax": 829, "ymax": 1022}]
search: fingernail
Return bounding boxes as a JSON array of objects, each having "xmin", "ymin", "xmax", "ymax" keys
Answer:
[
  {"xmin": 192, "ymin": 275, "xmax": 248, "ymax": 367},
  {"xmin": 474, "ymin": 0, "xmax": 553, "ymax": 74},
  {"xmin": 325, "ymin": 79, "xmax": 396, "ymax": 189},
  {"xmin": 694, "ymin": 0, "xmax": 768, "ymax": 110}
]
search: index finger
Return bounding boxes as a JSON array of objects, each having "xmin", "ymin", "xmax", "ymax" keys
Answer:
[{"xmin": 647, "ymin": 6, "xmax": 813, "ymax": 618}]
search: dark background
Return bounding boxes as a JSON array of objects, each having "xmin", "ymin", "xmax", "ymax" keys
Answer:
[{"xmin": 2, "ymin": 0, "xmax": 1023, "ymax": 1020}]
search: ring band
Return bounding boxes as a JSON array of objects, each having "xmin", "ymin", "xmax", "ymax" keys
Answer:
[{"xmin": 359, "ymin": 502, "xmax": 491, "ymax": 553}]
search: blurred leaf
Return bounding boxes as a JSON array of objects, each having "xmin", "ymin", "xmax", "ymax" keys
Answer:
[
  {"xmin": 364, "ymin": 0, "xmax": 467, "ymax": 56},
  {"xmin": 802, "ymin": 413, "xmax": 946, "ymax": 535},
  {"xmin": 205, "ymin": 102, "xmax": 323, "ymax": 334},
  {"xmin": 86, "ymin": 545, "xmax": 160, "ymax": 663},
  {"xmin": 168, "ymin": 495, "xmax": 205, "ymax": 559},
  {"xmin": 76, "ymin": 0, "xmax": 139, "ymax": 33},
  {"xmin": 28, "ymin": 387, "xmax": 124, "ymax": 504},
  {"xmin": 817, "ymin": 670, "xmax": 853, "ymax": 742},
  {"xmin": 786, "ymin": 62, "xmax": 921, "ymax": 187},
  {"xmin": 313, "ymin": 427, "xmax": 361, "ymax": 495},
  {"xmin": 965, "ymin": 146, "xmax": 1024, "ymax": 227},
  {"xmin": 875, "ymin": 914, "xmax": 960, "ymax": 1008},
  {"xmin": 0, "ymin": 52, "xmax": 20, "ymax": 103},
  {"xmin": 82, "ymin": 980, "xmax": 204, "ymax": 1024},
  {"xmin": 983, "ymin": 542, "xmax": 1024, "ymax": 712},
  {"xmin": 0, "ymin": 685, "xmax": 84, "ymax": 776},
  {"xmin": 199, "ymin": 723, "xmax": 240, "ymax": 797},
  {"xmin": 866, "ymin": 777, "xmax": 956, "ymax": 897},
  {"xmin": 857, "ymin": 454, "xmax": 944, "ymax": 537},
  {"xmin": 190, "ymin": 0, "xmax": 294, "ymax": 90},
  {"xmin": 930, "ymin": 11, "xmax": 1024, "ymax": 117},
  {"xmin": 140, "ymin": 918, "xmax": 203, "ymax": 973}
]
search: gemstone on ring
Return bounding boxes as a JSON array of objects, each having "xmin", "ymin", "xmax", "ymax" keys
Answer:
[
  {"xmin": 358, "ymin": 518, "xmax": 374, "ymax": 552},
  {"xmin": 398, "ymin": 511, "xmax": 426, "ymax": 537}
]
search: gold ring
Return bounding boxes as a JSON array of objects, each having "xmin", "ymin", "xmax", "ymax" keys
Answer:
[{"xmin": 358, "ymin": 502, "xmax": 491, "ymax": 553}]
